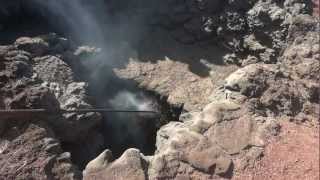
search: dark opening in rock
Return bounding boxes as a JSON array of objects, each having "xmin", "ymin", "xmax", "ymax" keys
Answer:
[
  {"xmin": 61, "ymin": 80, "xmax": 183, "ymax": 169},
  {"xmin": 67, "ymin": 63, "xmax": 183, "ymax": 169},
  {"xmin": 0, "ymin": 0, "xmax": 186, "ymax": 171},
  {"xmin": 102, "ymin": 90, "xmax": 183, "ymax": 157}
]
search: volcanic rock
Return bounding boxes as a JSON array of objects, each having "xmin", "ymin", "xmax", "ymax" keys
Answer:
[
  {"xmin": 0, "ymin": 34, "xmax": 102, "ymax": 179},
  {"xmin": 15, "ymin": 37, "xmax": 49, "ymax": 57},
  {"xmin": 0, "ymin": 122, "xmax": 82, "ymax": 180},
  {"xmin": 105, "ymin": 4, "xmax": 319, "ymax": 180},
  {"xmin": 0, "ymin": 0, "xmax": 319, "ymax": 179},
  {"xmin": 83, "ymin": 148, "xmax": 148, "ymax": 180},
  {"xmin": 84, "ymin": 149, "xmax": 113, "ymax": 174}
]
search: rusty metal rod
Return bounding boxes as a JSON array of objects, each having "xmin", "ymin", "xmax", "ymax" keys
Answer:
[{"xmin": 0, "ymin": 109, "xmax": 160, "ymax": 114}]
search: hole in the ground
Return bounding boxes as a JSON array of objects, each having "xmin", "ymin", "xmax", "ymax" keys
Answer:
[
  {"xmin": 0, "ymin": 0, "xmax": 202, "ymax": 171},
  {"xmin": 101, "ymin": 88, "xmax": 183, "ymax": 158},
  {"xmin": 64, "ymin": 56, "xmax": 184, "ymax": 168},
  {"xmin": 61, "ymin": 78, "xmax": 183, "ymax": 169}
]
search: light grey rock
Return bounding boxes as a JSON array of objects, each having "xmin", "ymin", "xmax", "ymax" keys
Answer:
[
  {"xmin": 84, "ymin": 149, "xmax": 113, "ymax": 174},
  {"xmin": 15, "ymin": 37, "xmax": 49, "ymax": 57},
  {"xmin": 84, "ymin": 149, "xmax": 148, "ymax": 180}
]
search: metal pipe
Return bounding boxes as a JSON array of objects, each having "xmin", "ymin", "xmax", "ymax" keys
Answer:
[
  {"xmin": 60, "ymin": 109, "xmax": 160, "ymax": 114},
  {"xmin": 0, "ymin": 109, "xmax": 160, "ymax": 114}
]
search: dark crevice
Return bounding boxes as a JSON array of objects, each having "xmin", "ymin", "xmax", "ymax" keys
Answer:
[
  {"xmin": 61, "ymin": 83, "xmax": 183, "ymax": 170},
  {"xmin": 62, "ymin": 58, "xmax": 183, "ymax": 169},
  {"xmin": 100, "ymin": 81, "xmax": 182, "ymax": 161},
  {"xmin": 101, "ymin": 91, "xmax": 183, "ymax": 158},
  {"xmin": 0, "ymin": 3, "xmax": 184, "ymax": 170}
]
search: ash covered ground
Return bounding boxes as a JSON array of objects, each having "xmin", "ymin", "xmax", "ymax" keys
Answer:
[{"xmin": 0, "ymin": 0, "xmax": 319, "ymax": 180}]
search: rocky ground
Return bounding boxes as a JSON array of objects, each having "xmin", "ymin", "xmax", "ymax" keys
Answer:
[
  {"xmin": 0, "ymin": 0, "xmax": 319, "ymax": 180},
  {"xmin": 87, "ymin": 1, "xmax": 320, "ymax": 179},
  {"xmin": 0, "ymin": 34, "xmax": 106, "ymax": 179},
  {"xmin": 234, "ymin": 120, "xmax": 319, "ymax": 180}
]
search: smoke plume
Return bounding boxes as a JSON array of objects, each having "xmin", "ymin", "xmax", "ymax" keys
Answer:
[{"xmin": 30, "ymin": 0, "xmax": 159, "ymax": 154}]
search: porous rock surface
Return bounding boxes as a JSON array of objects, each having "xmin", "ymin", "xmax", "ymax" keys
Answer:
[
  {"xmin": 136, "ymin": 0, "xmax": 313, "ymax": 64},
  {"xmin": 115, "ymin": 58, "xmax": 238, "ymax": 111},
  {"xmin": 0, "ymin": 0, "xmax": 319, "ymax": 179},
  {"xmin": 84, "ymin": 5, "xmax": 319, "ymax": 180},
  {"xmin": 0, "ymin": 34, "xmax": 104, "ymax": 179}
]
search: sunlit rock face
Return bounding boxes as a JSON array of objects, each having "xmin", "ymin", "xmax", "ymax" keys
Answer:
[{"xmin": 0, "ymin": 0, "xmax": 319, "ymax": 179}]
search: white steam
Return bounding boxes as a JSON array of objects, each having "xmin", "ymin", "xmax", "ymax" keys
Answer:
[
  {"xmin": 32, "ymin": 0, "xmax": 105, "ymax": 45},
  {"xmin": 32, "ymin": 0, "xmax": 148, "ymax": 101},
  {"xmin": 109, "ymin": 90, "xmax": 154, "ymax": 111},
  {"xmin": 30, "ymin": 0, "xmax": 158, "ymax": 152}
]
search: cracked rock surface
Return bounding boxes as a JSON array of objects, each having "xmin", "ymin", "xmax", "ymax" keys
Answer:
[
  {"xmin": 0, "ymin": 0, "xmax": 319, "ymax": 179},
  {"xmin": 84, "ymin": 9, "xmax": 319, "ymax": 180},
  {"xmin": 0, "ymin": 34, "xmax": 104, "ymax": 179}
]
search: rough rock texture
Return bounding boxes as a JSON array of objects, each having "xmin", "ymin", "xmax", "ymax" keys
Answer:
[
  {"xmin": 115, "ymin": 58, "xmax": 237, "ymax": 111},
  {"xmin": 85, "ymin": 11, "xmax": 319, "ymax": 180},
  {"xmin": 0, "ymin": 35, "xmax": 104, "ymax": 179},
  {"xmin": 84, "ymin": 148, "xmax": 148, "ymax": 180},
  {"xmin": 234, "ymin": 120, "xmax": 319, "ymax": 180},
  {"xmin": 7, "ymin": 35, "xmax": 102, "ymax": 143},
  {"xmin": 0, "ymin": 122, "xmax": 81, "ymax": 180},
  {"xmin": 1, "ymin": 0, "xmax": 314, "ymax": 56},
  {"xmin": 141, "ymin": 0, "xmax": 313, "ymax": 65},
  {"xmin": 0, "ymin": 0, "xmax": 319, "ymax": 179}
]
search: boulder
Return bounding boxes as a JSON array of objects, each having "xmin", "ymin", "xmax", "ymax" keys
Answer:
[
  {"xmin": 84, "ymin": 149, "xmax": 113, "ymax": 174},
  {"xmin": 84, "ymin": 149, "xmax": 148, "ymax": 180}
]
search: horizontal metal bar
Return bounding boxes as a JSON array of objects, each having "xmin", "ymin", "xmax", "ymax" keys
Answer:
[
  {"xmin": 0, "ymin": 109, "xmax": 47, "ymax": 113},
  {"xmin": 60, "ymin": 109, "xmax": 160, "ymax": 114},
  {"xmin": 0, "ymin": 109, "xmax": 160, "ymax": 114}
]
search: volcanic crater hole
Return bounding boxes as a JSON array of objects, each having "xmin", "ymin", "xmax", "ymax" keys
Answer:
[
  {"xmin": 102, "ymin": 88, "xmax": 183, "ymax": 157},
  {"xmin": 0, "ymin": 0, "xmax": 184, "ymax": 170},
  {"xmin": 62, "ymin": 82, "xmax": 183, "ymax": 170}
]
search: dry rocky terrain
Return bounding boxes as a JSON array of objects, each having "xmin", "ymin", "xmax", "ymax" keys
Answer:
[{"xmin": 0, "ymin": 0, "xmax": 319, "ymax": 180}]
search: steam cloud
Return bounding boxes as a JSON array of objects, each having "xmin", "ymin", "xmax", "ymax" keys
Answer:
[
  {"xmin": 109, "ymin": 91, "xmax": 154, "ymax": 111},
  {"xmin": 29, "ymin": 0, "xmax": 159, "ymax": 153}
]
